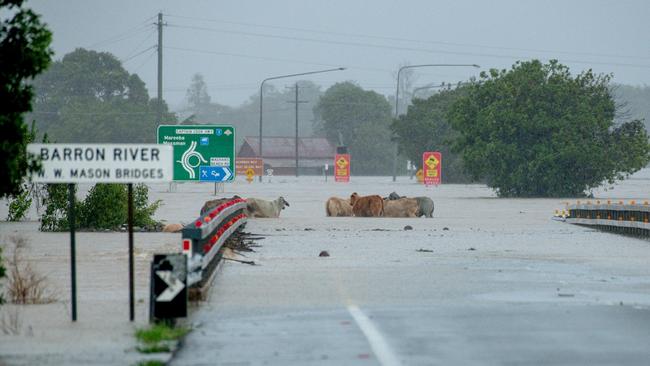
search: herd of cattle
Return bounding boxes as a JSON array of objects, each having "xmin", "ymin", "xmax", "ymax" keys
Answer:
[
  {"xmin": 326, "ymin": 192, "xmax": 434, "ymax": 218},
  {"xmin": 198, "ymin": 192, "xmax": 434, "ymax": 219}
]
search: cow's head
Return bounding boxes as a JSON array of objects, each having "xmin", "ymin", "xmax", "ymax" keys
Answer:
[
  {"xmin": 350, "ymin": 192, "xmax": 359, "ymax": 206},
  {"xmin": 278, "ymin": 196, "xmax": 290, "ymax": 209}
]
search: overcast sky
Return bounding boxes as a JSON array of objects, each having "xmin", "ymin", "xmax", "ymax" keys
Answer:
[{"xmin": 28, "ymin": 0, "xmax": 650, "ymax": 109}]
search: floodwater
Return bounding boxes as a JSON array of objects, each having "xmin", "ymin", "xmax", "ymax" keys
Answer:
[{"xmin": 1, "ymin": 170, "xmax": 649, "ymax": 365}]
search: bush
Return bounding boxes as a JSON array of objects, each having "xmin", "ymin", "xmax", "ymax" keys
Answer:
[
  {"xmin": 81, "ymin": 184, "xmax": 128, "ymax": 229},
  {"xmin": 39, "ymin": 184, "xmax": 77, "ymax": 231},
  {"xmin": 6, "ymin": 186, "xmax": 32, "ymax": 221},
  {"xmin": 40, "ymin": 183, "xmax": 161, "ymax": 231}
]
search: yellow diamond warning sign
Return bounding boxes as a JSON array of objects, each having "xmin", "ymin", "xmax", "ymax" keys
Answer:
[
  {"xmin": 425, "ymin": 155, "xmax": 439, "ymax": 169},
  {"xmin": 336, "ymin": 157, "xmax": 349, "ymax": 169}
]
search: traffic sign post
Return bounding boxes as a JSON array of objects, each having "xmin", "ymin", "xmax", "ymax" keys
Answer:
[
  {"xmin": 157, "ymin": 125, "xmax": 235, "ymax": 182},
  {"xmin": 423, "ymin": 151, "xmax": 442, "ymax": 186},
  {"xmin": 334, "ymin": 154, "xmax": 350, "ymax": 182},
  {"xmin": 27, "ymin": 143, "xmax": 173, "ymax": 322}
]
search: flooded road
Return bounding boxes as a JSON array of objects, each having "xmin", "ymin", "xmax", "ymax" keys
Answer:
[{"xmin": 168, "ymin": 172, "xmax": 650, "ymax": 365}]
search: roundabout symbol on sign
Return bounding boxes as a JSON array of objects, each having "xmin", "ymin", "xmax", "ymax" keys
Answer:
[{"xmin": 178, "ymin": 141, "xmax": 207, "ymax": 179}]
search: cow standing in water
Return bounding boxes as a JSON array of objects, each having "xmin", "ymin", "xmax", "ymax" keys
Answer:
[
  {"xmin": 325, "ymin": 197, "xmax": 353, "ymax": 217},
  {"xmin": 350, "ymin": 192, "xmax": 384, "ymax": 217}
]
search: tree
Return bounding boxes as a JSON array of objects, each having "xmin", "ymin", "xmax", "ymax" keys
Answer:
[
  {"xmin": 392, "ymin": 84, "xmax": 472, "ymax": 182},
  {"xmin": 449, "ymin": 60, "xmax": 650, "ymax": 197},
  {"xmin": 314, "ymin": 82, "xmax": 395, "ymax": 175},
  {"xmin": 31, "ymin": 48, "xmax": 176, "ymax": 143},
  {"xmin": 186, "ymin": 73, "xmax": 211, "ymax": 110},
  {"xmin": 0, "ymin": 0, "xmax": 52, "ymax": 198}
]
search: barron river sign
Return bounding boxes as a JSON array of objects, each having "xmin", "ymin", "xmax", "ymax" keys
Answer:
[{"xmin": 27, "ymin": 144, "xmax": 173, "ymax": 183}]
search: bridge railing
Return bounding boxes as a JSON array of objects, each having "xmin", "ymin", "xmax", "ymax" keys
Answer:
[
  {"xmin": 565, "ymin": 201, "xmax": 650, "ymax": 237},
  {"xmin": 181, "ymin": 198, "xmax": 248, "ymax": 286}
]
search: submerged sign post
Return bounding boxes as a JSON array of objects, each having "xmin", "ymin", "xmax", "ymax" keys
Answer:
[
  {"xmin": 334, "ymin": 154, "xmax": 350, "ymax": 182},
  {"xmin": 27, "ymin": 143, "xmax": 173, "ymax": 322},
  {"xmin": 422, "ymin": 151, "xmax": 442, "ymax": 186},
  {"xmin": 157, "ymin": 125, "xmax": 235, "ymax": 182}
]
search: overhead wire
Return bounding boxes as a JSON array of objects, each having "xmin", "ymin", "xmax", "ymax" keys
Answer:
[
  {"xmin": 163, "ymin": 13, "xmax": 650, "ymax": 62},
  {"xmin": 165, "ymin": 22, "xmax": 650, "ymax": 70}
]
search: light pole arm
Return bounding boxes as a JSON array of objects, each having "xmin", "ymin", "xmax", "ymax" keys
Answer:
[{"xmin": 258, "ymin": 67, "xmax": 346, "ymax": 181}]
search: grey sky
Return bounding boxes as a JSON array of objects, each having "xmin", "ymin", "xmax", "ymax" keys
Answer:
[{"xmin": 28, "ymin": 0, "xmax": 650, "ymax": 109}]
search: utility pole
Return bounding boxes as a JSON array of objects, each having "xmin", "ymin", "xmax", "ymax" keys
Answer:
[
  {"xmin": 156, "ymin": 12, "xmax": 164, "ymax": 125},
  {"xmin": 286, "ymin": 83, "xmax": 308, "ymax": 177}
]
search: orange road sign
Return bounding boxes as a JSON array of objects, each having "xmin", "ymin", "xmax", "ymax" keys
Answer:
[
  {"xmin": 422, "ymin": 151, "xmax": 441, "ymax": 185},
  {"xmin": 236, "ymin": 158, "xmax": 263, "ymax": 176},
  {"xmin": 334, "ymin": 154, "xmax": 350, "ymax": 182}
]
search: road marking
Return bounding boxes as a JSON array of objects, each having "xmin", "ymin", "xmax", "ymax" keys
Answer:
[{"xmin": 347, "ymin": 305, "xmax": 401, "ymax": 366}]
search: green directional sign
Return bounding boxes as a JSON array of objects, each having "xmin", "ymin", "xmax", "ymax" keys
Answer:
[{"xmin": 157, "ymin": 125, "xmax": 235, "ymax": 181}]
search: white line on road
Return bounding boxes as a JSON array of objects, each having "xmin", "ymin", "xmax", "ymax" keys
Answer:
[{"xmin": 347, "ymin": 304, "xmax": 401, "ymax": 366}]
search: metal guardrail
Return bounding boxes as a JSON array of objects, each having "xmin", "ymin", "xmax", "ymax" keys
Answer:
[
  {"xmin": 181, "ymin": 198, "xmax": 248, "ymax": 286},
  {"xmin": 565, "ymin": 201, "xmax": 650, "ymax": 237}
]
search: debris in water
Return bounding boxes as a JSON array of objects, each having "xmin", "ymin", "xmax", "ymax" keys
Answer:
[
  {"xmin": 416, "ymin": 248, "xmax": 433, "ymax": 253},
  {"xmin": 319, "ymin": 250, "xmax": 330, "ymax": 257},
  {"xmin": 404, "ymin": 225, "xmax": 413, "ymax": 231},
  {"xmin": 443, "ymin": 227, "xmax": 449, "ymax": 231},
  {"xmin": 467, "ymin": 247, "xmax": 476, "ymax": 251}
]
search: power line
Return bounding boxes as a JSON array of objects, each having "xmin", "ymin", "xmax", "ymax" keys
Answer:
[
  {"xmin": 121, "ymin": 45, "xmax": 156, "ymax": 64},
  {"xmin": 164, "ymin": 45, "xmax": 393, "ymax": 73},
  {"xmin": 87, "ymin": 22, "xmax": 153, "ymax": 49},
  {"xmin": 166, "ymin": 22, "xmax": 650, "ymax": 70},
  {"xmin": 163, "ymin": 14, "xmax": 650, "ymax": 62}
]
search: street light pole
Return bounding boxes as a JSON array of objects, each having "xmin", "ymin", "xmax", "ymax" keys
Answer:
[
  {"xmin": 258, "ymin": 67, "xmax": 346, "ymax": 182},
  {"xmin": 392, "ymin": 64, "xmax": 479, "ymax": 182}
]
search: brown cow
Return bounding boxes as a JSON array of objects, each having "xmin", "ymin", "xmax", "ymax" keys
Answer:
[
  {"xmin": 383, "ymin": 198, "xmax": 419, "ymax": 217},
  {"xmin": 325, "ymin": 197, "xmax": 353, "ymax": 217},
  {"xmin": 350, "ymin": 192, "xmax": 384, "ymax": 217}
]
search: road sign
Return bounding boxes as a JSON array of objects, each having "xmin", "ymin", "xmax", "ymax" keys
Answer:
[
  {"xmin": 236, "ymin": 157, "xmax": 263, "ymax": 176},
  {"xmin": 157, "ymin": 125, "xmax": 235, "ymax": 182},
  {"xmin": 27, "ymin": 144, "xmax": 173, "ymax": 183},
  {"xmin": 335, "ymin": 154, "xmax": 350, "ymax": 182},
  {"xmin": 151, "ymin": 254, "xmax": 187, "ymax": 320},
  {"xmin": 423, "ymin": 151, "xmax": 442, "ymax": 186},
  {"xmin": 198, "ymin": 166, "xmax": 233, "ymax": 182},
  {"xmin": 245, "ymin": 168, "xmax": 255, "ymax": 183}
]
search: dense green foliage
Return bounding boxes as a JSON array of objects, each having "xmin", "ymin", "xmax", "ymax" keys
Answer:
[
  {"xmin": 392, "ymin": 85, "xmax": 472, "ymax": 183},
  {"xmin": 449, "ymin": 60, "xmax": 650, "ymax": 197},
  {"xmin": 39, "ymin": 183, "xmax": 77, "ymax": 231},
  {"xmin": 31, "ymin": 48, "xmax": 176, "ymax": 142},
  {"xmin": 7, "ymin": 187, "xmax": 32, "ymax": 221},
  {"xmin": 40, "ymin": 183, "xmax": 161, "ymax": 231},
  {"xmin": 314, "ymin": 82, "xmax": 398, "ymax": 175},
  {"xmin": 0, "ymin": 0, "xmax": 52, "ymax": 198}
]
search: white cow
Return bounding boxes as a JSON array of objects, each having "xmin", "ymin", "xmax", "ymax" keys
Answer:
[{"xmin": 245, "ymin": 197, "xmax": 290, "ymax": 218}]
